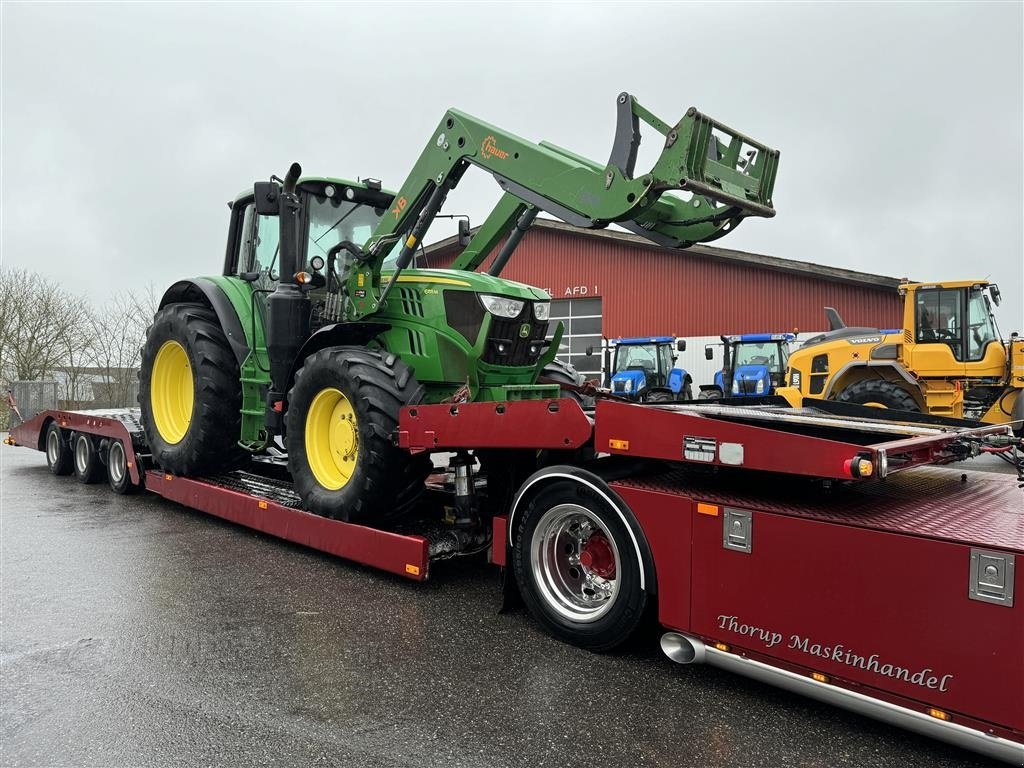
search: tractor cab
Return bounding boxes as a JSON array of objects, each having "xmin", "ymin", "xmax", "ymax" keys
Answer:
[
  {"xmin": 608, "ymin": 337, "xmax": 691, "ymax": 402},
  {"xmin": 700, "ymin": 333, "xmax": 794, "ymax": 399}
]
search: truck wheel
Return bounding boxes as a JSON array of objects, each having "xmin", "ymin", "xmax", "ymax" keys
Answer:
[
  {"xmin": 138, "ymin": 303, "xmax": 245, "ymax": 475},
  {"xmin": 73, "ymin": 432, "xmax": 103, "ymax": 484},
  {"xmin": 697, "ymin": 388, "xmax": 723, "ymax": 400},
  {"xmin": 45, "ymin": 422, "xmax": 73, "ymax": 476},
  {"xmin": 513, "ymin": 479, "xmax": 648, "ymax": 651},
  {"xmin": 286, "ymin": 346, "xmax": 429, "ymax": 523},
  {"xmin": 107, "ymin": 440, "xmax": 137, "ymax": 495},
  {"xmin": 837, "ymin": 379, "xmax": 921, "ymax": 412}
]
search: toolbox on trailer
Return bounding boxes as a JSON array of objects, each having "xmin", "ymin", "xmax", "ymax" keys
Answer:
[{"xmin": 6, "ymin": 397, "xmax": 1022, "ymax": 763}]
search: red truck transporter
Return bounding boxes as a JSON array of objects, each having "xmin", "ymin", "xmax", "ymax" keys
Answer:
[{"xmin": 6, "ymin": 398, "xmax": 1023, "ymax": 763}]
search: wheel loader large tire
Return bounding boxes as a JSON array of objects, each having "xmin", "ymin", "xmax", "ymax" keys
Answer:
[
  {"xmin": 138, "ymin": 303, "xmax": 245, "ymax": 475},
  {"xmin": 285, "ymin": 346, "xmax": 429, "ymax": 523},
  {"xmin": 836, "ymin": 379, "xmax": 921, "ymax": 412}
]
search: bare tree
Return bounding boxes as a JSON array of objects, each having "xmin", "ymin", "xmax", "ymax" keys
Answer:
[
  {"xmin": 0, "ymin": 267, "xmax": 90, "ymax": 383},
  {"xmin": 88, "ymin": 289, "xmax": 156, "ymax": 407}
]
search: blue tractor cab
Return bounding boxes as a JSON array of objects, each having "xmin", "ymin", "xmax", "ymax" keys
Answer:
[
  {"xmin": 608, "ymin": 337, "xmax": 692, "ymax": 402},
  {"xmin": 699, "ymin": 333, "xmax": 795, "ymax": 400}
]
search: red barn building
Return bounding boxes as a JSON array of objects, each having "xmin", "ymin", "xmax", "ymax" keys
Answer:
[{"xmin": 427, "ymin": 219, "xmax": 902, "ymax": 384}]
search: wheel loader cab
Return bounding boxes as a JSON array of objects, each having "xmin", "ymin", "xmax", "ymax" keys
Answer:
[{"xmin": 905, "ymin": 283, "xmax": 1005, "ymax": 379}]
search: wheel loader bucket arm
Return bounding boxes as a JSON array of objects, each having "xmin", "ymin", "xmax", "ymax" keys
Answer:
[{"xmin": 350, "ymin": 93, "xmax": 779, "ymax": 317}]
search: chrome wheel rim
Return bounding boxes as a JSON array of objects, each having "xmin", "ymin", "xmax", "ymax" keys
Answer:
[
  {"xmin": 74, "ymin": 435, "xmax": 90, "ymax": 474},
  {"xmin": 46, "ymin": 429, "xmax": 60, "ymax": 465},
  {"xmin": 109, "ymin": 442, "xmax": 126, "ymax": 485},
  {"xmin": 530, "ymin": 503, "xmax": 621, "ymax": 623}
]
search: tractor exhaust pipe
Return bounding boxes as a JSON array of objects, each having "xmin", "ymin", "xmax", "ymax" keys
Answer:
[
  {"xmin": 660, "ymin": 632, "xmax": 706, "ymax": 664},
  {"xmin": 265, "ymin": 162, "xmax": 310, "ymax": 434}
]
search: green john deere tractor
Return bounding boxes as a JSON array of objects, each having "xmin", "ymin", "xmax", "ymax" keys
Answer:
[{"xmin": 138, "ymin": 93, "xmax": 779, "ymax": 521}]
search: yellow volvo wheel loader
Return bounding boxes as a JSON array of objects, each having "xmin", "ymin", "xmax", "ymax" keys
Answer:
[{"xmin": 777, "ymin": 280, "xmax": 1024, "ymax": 432}]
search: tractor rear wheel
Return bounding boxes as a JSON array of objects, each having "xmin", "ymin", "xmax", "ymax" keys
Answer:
[
  {"xmin": 138, "ymin": 303, "xmax": 245, "ymax": 475},
  {"xmin": 286, "ymin": 346, "xmax": 430, "ymax": 523},
  {"xmin": 836, "ymin": 379, "xmax": 921, "ymax": 412}
]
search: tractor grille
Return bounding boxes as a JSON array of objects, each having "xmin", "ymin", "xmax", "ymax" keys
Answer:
[
  {"xmin": 481, "ymin": 304, "xmax": 548, "ymax": 367},
  {"xmin": 737, "ymin": 379, "xmax": 759, "ymax": 395}
]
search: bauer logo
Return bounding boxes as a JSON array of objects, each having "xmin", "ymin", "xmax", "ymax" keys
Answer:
[{"xmin": 481, "ymin": 135, "xmax": 509, "ymax": 160}]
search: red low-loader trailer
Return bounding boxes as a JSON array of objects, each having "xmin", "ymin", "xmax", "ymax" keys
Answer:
[{"xmin": 6, "ymin": 399, "xmax": 1023, "ymax": 763}]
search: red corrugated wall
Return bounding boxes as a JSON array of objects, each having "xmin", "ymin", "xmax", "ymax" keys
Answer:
[{"xmin": 430, "ymin": 228, "xmax": 902, "ymax": 338}]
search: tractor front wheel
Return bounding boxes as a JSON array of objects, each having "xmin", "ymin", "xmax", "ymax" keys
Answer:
[
  {"xmin": 138, "ymin": 303, "xmax": 245, "ymax": 475},
  {"xmin": 836, "ymin": 379, "xmax": 921, "ymax": 412},
  {"xmin": 286, "ymin": 346, "xmax": 430, "ymax": 523}
]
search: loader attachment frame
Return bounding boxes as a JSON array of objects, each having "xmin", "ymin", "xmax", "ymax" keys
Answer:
[{"xmin": 343, "ymin": 93, "xmax": 779, "ymax": 319}]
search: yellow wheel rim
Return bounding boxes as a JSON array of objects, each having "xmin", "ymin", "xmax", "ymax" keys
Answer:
[
  {"xmin": 151, "ymin": 340, "xmax": 194, "ymax": 444},
  {"xmin": 862, "ymin": 402, "xmax": 888, "ymax": 408},
  {"xmin": 305, "ymin": 387, "xmax": 359, "ymax": 490}
]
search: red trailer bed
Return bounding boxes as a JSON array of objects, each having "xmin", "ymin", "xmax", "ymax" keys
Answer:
[{"xmin": 7, "ymin": 400, "xmax": 1022, "ymax": 762}]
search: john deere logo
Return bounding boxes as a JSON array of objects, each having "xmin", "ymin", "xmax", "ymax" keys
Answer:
[{"xmin": 519, "ymin": 323, "xmax": 531, "ymax": 338}]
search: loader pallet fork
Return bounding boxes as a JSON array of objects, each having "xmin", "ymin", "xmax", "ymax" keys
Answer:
[{"xmin": 351, "ymin": 92, "xmax": 780, "ymax": 317}]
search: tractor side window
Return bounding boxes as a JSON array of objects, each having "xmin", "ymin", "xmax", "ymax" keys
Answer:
[
  {"xmin": 966, "ymin": 289, "xmax": 998, "ymax": 362},
  {"xmin": 915, "ymin": 288, "xmax": 963, "ymax": 360},
  {"xmin": 658, "ymin": 343, "xmax": 674, "ymax": 376},
  {"xmin": 235, "ymin": 203, "xmax": 257, "ymax": 276},
  {"xmin": 253, "ymin": 214, "xmax": 281, "ymax": 283}
]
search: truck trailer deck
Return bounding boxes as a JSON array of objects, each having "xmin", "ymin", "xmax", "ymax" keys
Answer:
[{"xmin": 6, "ymin": 399, "xmax": 1022, "ymax": 763}]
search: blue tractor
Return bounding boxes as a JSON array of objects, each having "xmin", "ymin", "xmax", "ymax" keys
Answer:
[
  {"xmin": 606, "ymin": 337, "xmax": 692, "ymax": 402},
  {"xmin": 699, "ymin": 333, "xmax": 794, "ymax": 400}
]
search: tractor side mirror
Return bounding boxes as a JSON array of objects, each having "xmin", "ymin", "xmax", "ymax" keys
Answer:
[
  {"xmin": 704, "ymin": 346, "xmax": 714, "ymax": 360},
  {"xmin": 253, "ymin": 181, "xmax": 280, "ymax": 216},
  {"xmin": 458, "ymin": 218, "xmax": 472, "ymax": 247},
  {"xmin": 675, "ymin": 339, "xmax": 686, "ymax": 352}
]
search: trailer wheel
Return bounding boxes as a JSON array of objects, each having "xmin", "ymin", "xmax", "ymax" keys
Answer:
[
  {"xmin": 72, "ymin": 432, "xmax": 104, "ymax": 484},
  {"xmin": 138, "ymin": 303, "xmax": 245, "ymax": 475},
  {"xmin": 837, "ymin": 379, "xmax": 921, "ymax": 412},
  {"xmin": 106, "ymin": 440, "xmax": 137, "ymax": 495},
  {"xmin": 513, "ymin": 479, "xmax": 648, "ymax": 651},
  {"xmin": 44, "ymin": 422, "xmax": 73, "ymax": 476},
  {"xmin": 286, "ymin": 346, "xmax": 429, "ymax": 523}
]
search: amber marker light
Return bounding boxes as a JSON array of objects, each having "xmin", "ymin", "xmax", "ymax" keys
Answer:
[
  {"xmin": 811, "ymin": 672, "xmax": 829, "ymax": 683},
  {"xmin": 928, "ymin": 708, "xmax": 951, "ymax": 721},
  {"xmin": 608, "ymin": 438, "xmax": 629, "ymax": 451},
  {"xmin": 713, "ymin": 642, "xmax": 730, "ymax": 652}
]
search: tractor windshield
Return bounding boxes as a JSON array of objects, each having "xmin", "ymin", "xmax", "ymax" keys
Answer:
[
  {"xmin": 733, "ymin": 342, "xmax": 785, "ymax": 372},
  {"xmin": 613, "ymin": 344, "xmax": 658, "ymax": 375}
]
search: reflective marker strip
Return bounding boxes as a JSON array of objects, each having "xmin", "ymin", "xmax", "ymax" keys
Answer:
[
  {"xmin": 405, "ymin": 564, "xmax": 421, "ymax": 576},
  {"xmin": 697, "ymin": 503, "xmax": 720, "ymax": 516}
]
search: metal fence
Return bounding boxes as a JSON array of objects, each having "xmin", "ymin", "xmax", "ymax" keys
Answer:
[{"xmin": 3, "ymin": 380, "xmax": 59, "ymax": 429}]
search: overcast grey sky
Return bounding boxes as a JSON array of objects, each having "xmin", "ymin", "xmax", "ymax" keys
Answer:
[{"xmin": 2, "ymin": 2, "xmax": 1022, "ymax": 328}]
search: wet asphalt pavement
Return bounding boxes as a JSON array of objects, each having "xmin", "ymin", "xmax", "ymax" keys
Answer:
[{"xmin": 1, "ymin": 442, "xmax": 1010, "ymax": 768}]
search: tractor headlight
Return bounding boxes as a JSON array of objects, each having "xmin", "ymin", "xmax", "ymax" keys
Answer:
[
  {"xmin": 533, "ymin": 302, "xmax": 550, "ymax": 321},
  {"xmin": 732, "ymin": 379, "xmax": 740, "ymax": 394},
  {"xmin": 755, "ymin": 379, "xmax": 766, "ymax": 394},
  {"xmin": 480, "ymin": 295, "xmax": 525, "ymax": 318},
  {"xmin": 623, "ymin": 379, "xmax": 633, "ymax": 393}
]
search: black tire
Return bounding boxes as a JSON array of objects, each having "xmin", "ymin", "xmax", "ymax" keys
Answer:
[
  {"xmin": 138, "ymin": 303, "xmax": 245, "ymax": 475},
  {"xmin": 107, "ymin": 439, "xmax": 138, "ymax": 495},
  {"xmin": 697, "ymin": 388, "xmax": 723, "ymax": 401},
  {"xmin": 836, "ymin": 379, "xmax": 921, "ymax": 412},
  {"xmin": 285, "ymin": 346, "xmax": 429, "ymax": 523},
  {"xmin": 513, "ymin": 478, "xmax": 648, "ymax": 651},
  {"xmin": 541, "ymin": 359, "xmax": 587, "ymax": 407},
  {"xmin": 72, "ymin": 432, "xmax": 103, "ymax": 484},
  {"xmin": 682, "ymin": 382, "xmax": 694, "ymax": 401},
  {"xmin": 646, "ymin": 389, "xmax": 675, "ymax": 403},
  {"xmin": 44, "ymin": 422, "xmax": 73, "ymax": 476}
]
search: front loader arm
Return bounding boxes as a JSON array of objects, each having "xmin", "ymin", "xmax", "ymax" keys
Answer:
[{"xmin": 348, "ymin": 93, "xmax": 779, "ymax": 319}]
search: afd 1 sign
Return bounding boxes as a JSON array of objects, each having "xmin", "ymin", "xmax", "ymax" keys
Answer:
[{"xmin": 543, "ymin": 284, "xmax": 600, "ymax": 297}]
